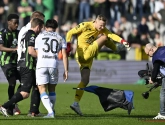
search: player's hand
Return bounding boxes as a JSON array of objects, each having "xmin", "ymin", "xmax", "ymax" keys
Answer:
[
  {"xmin": 120, "ymin": 39, "xmax": 131, "ymax": 51},
  {"xmin": 148, "ymin": 77, "xmax": 153, "ymax": 84},
  {"xmin": 12, "ymin": 47, "xmax": 18, "ymax": 53},
  {"xmin": 63, "ymin": 71, "xmax": 68, "ymax": 82}
]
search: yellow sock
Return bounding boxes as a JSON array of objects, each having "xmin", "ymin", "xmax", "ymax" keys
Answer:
[
  {"xmin": 74, "ymin": 81, "xmax": 86, "ymax": 102},
  {"xmin": 105, "ymin": 39, "xmax": 117, "ymax": 52}
]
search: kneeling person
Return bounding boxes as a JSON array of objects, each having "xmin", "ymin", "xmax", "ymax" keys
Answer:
[{"xmin": 35, "ymin": 19, "xmax": 69, "ymax": 118}]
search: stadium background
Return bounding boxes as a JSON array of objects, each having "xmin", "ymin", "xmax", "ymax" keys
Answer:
[{"xmin": 0, "ymin": 0, "xmax": 163, "ymax": 84}]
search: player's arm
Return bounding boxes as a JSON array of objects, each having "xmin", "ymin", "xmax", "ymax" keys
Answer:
[
  {"xmin": 34, "ymin": 36, "xmax": 39, "ymax": 57},
  {"xmin": 0, "ymin": 31, "xmax": 17, "ymax": 52},
  {"xmin": 62, "ymin": 38, "xmax": 69, "ymax": 82},
  {"xmin": 66, "ymin": 23, "xmax": 84, "ymax": 42},
  {"xmin": 103, "ymin": 28, "xmax": 130, "ymax": 50},
  {"xmin": 27, "ymin": 34, "xmax": 37, "ymax": 57},
  {"xmin": 66, "ymin": 23, "xmax": 84, "ymax": 55}
]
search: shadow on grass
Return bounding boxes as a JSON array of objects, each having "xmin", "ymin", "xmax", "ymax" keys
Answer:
[{"xmin": 0, "ymin": 113, "xmax": 155, "ymax": 120}]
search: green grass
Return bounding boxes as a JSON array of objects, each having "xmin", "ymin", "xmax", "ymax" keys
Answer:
[{"xmin": 0, "ymin": 83, "xmax": 164, "ymax": 125}]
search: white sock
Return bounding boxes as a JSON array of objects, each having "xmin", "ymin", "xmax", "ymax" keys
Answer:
[
  {"xmin": 49, "ymin": 92, "xmax": 56, "ymax": 110},
  {"xmin": 40, "ymin": 92, "xmax": 53, "ymax": 114}
]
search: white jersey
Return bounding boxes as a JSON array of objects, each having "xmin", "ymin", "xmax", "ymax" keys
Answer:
[
  {"xmin": 35, "ymin": 31, "xmax": 67, "ymax": 68},
  {"xmin": 17, "ymin": 22, "xmax": 31, "ymax": 62}
]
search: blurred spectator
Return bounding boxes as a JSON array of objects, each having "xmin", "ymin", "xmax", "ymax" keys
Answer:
[
  {"xmin": 119, "ymin": 16, "xmax": 132, "ymax": 40},
  {"xmin": 146, "ymin": 15, "xmax": 157, "ymax": 39},
  {"xmin": 140, "ymin": 33, "xmax": 150, "ymax": 46},
  {"xmin": 143, "ymin": 0, "xmax": 150, "ymax": 15},
  {"xmin": 154, "ymin": 32, "xmax": 163, "ymax": 47},
  {"xmin": 93, "ymin": 0, "xmax": 108, "ymax": 20},
  {"xmin": 111, "ymin": 20, "xmax": 120, "ymax": 34},
  {"xmin": 0, "ymin": 0, "xmax": 17, "ymax": 28},
  {"xmin": 62, "ymin": 0, "xmax": 79, "ymax": 24},
  {"xmin": 153, "ymin": 0, "xmax": 165, "ymax": 45},
  {"xmin": 79, "ymin": 0, "xmax": 90, "ymax": 23},
  {"xmin": 154, "ymin": 0, "xmax": 164, "ymax": 13},
  {"xmin": 119, "ymin": 0, "xmax": 128, "ymax": 16},
  {"xmin": 42, "ymin": 0, "xmax": 55, "ymax": 22},
  {"xmin": 109, "ymin": 0, "xmax": 121, "ymax": 26},
  {"xmin": 17, "ymin": 0, "xmax": 32, "ymax": 26},
  {"xmin": 138, "ymin": 16, "xmax": 149, "ymax": 35},
  {"xmin": 130, "ymin": 0, "xmax": 143, "ymax": 20},
  {"xmin": 127, "ymin": 27, "xmax": 141, "ymax": 48},
  {"xmin": 149, "ymin": 0, "xmax": 155, "ymax": 14},
  {"xmin": 34, "ymin": 0, "xmax": 46, "ymax": 13}
]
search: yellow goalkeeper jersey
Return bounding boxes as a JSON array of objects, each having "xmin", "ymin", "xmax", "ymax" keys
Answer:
[{"xmin": 66, "ymin": 21, "xmax": 122, "ymax": 49}]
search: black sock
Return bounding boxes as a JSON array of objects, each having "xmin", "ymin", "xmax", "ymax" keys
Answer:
[
  {"xmin": 2, "ymin": 92, "xmax": 23, "ymax": 109},
  {"xmin": 30, "ymin": 87, "xmax": 40, "ymax": 113},
  {"xmin": 8, "ymin": 76, "xmax": 16, "ymax": 99},
  {"xmin": 8, "ymin": 85, "xmax": 15, "ymax": 99}
]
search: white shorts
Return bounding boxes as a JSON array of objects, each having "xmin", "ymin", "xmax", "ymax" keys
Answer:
[{"xmin": 36, "ymin": 68, "xmax": 58, "ymax": 85}]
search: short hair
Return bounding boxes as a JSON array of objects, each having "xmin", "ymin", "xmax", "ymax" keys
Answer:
[
  {"xmin": 96, "ymin": 15, "xmax": 107, "ymax": 22},
  {"xmin": 30, "ymin": 11, "xmax": 45, "ymax": 20},
  {"xmin": 145, "ymin": 43, "xmax": 155, "ymax": 53},
  {"xmin": 45, "ymin": 19, "xmax": 58, "ymax": 29},
  {"xmin": 31, "ymin": 18, "xmax": 44, "ymax": 28},
  {"xmin": 7, "ymin": 14, "xmax": 19, "ymax": 21}
]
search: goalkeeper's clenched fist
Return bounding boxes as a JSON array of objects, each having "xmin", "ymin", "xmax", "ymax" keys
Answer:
[{"xmin": 120, "ymin": 39, "xmax": 131, "ymax": 51}]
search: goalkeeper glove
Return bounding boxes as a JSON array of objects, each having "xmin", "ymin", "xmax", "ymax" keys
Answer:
[
  {"xmin": 120, "ymin": 39, "xmax": 131, "ymax": 51},
  {"xmin": 66, "ymin": 42, "xmax": 71, "ymax": 56}
]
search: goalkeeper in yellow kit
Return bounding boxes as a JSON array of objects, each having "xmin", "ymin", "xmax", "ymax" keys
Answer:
[{"xmin": 66, "ymin": 15, "xmax": 130, "ymax": 116}]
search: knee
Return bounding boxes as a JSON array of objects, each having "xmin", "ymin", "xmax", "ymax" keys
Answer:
[
  {"xmin": 20, "ymin": 91, "xmax": 30, "ymax": 99},
  {"xmin": 100, "ymin": 35, "xmax": 108, "ymax": 42}
]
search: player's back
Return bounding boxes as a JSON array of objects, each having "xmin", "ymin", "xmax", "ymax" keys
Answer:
[{"xmin": 35, "ymin": 31, "xmax": 66, "ymax": 68}]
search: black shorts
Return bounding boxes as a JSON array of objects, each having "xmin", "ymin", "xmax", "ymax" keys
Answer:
[
  {"xmin": 18, "ymin": 67, "xmax": 36, "ymax": 93},
  {"xmin": 1, "ymin": 63, "xmax": 20, "ymax": 81}
]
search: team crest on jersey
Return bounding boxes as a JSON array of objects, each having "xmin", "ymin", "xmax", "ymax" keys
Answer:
[
  {"xmin": 11, "ymin": 39, "xmax": 18, "ymax": 48},
  {"xmin": 12, "ymin": 39, "xmax": 18, "ymax": 45},
  {"xmin": 30, "ymin": 37, "xmax": 35, "ymax": 41}
]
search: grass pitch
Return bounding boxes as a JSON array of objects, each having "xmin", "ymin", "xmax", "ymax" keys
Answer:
[{"xmin": 0, "ymin": 83, "xmax": 164, "ymax": 125}]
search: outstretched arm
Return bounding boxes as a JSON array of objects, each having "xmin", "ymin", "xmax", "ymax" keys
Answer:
[{"xmin": 103, "ymin": 28, "xmax": 130, "ymax": 50}]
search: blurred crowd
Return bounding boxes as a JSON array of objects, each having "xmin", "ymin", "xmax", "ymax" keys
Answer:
[{"xmin": 0, "ymin": 0, "xmax": 165, "ymax": 60}]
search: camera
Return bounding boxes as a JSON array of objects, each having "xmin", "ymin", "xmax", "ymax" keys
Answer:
[{"xmin": 138, "ymin": 63, "xmax": 162, "ymax": 99}]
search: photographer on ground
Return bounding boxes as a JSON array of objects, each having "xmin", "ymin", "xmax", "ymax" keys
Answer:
[{"xmin": 144, "ymin": 43, "xmax": 165, "ymax": 119}]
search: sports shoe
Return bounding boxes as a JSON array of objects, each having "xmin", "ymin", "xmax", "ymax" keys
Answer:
[
  {"xmin": 43, "ymin": 112, "xmax": 54, "ymax": 118},
  {"xmin": 70, "ymin": 103, "xmax": 83, "ymax": 116},
  {"xmin": 0, "ymin": 106, "xmax": 9, "ymax": 117},
  {"xmin": 27, "ymin": 112, "xmax": 43, "ymax": 117},
  {"xmin": 153, "ymin": 113, "xmax": 165, "ymax": 119},
  {"xmin": 13, "ymin": 104, "xmax": 21, "ymax": 115}
]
